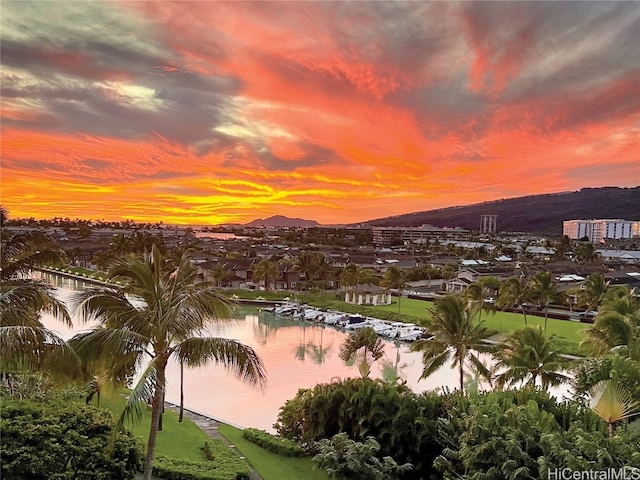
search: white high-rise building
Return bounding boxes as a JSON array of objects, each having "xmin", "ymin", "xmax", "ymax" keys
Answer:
[{"xmin": 563, "ymin": 219, "xmax": 640, "ymax": 243}]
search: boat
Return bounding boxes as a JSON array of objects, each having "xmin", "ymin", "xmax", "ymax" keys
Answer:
[{"xmin": 341, "ymin": 314, "xmax": 368, "ymax": 329}]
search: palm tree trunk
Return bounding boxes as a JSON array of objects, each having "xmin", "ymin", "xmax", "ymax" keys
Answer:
[
  {"xmin": 143, "ymin": 363, "xmax": 166, "ymax": 480},
  {"xmin": 179, "ymin": 361, "xmax": 184, "ymax": 423},
  {"xmin": 459, "ymin": 362, "xmax": 465, "ymax": 394},
  {"xmin": 544, "ymin": 309, "xmax": 548, "ymax": 333}
]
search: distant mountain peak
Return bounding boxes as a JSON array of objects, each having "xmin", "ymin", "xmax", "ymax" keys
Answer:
[{"xmin": 245, "ymin": 215, "xmax": 319, "ymax": 228}]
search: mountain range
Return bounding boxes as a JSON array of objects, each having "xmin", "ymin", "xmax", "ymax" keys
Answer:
[
  {"xmin": 245, "ymin": 187, "xmax": 640, "ymax": 234},
  {"xmin": 364, "ymin": 186, "xmax": 640, "ymax": 234}
]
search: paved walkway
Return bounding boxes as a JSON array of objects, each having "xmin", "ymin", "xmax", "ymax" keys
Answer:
[{"xmin": 163, "ymin": 402, "xmax": 263, "ymax": 480}]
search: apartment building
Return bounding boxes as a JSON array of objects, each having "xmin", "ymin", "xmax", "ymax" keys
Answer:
[{"xmin": 563, "ymin": 219, "xmax": 640, "ymax": 243}]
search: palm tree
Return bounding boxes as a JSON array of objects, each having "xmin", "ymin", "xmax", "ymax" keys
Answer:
[
  {"xmin": 340, "ymin": 263, "xmax": 375, "ymax": 302},
  {"xmin": 0, "ymin": 224, "xmax": 75, "ymax": 377},
  {"xmin": 588, "ymin": 379, "xmax": 639, "ymax": 437},
  {"xmin": 380, "ymin": 266, "xmax": 407, "ymax": 321},
  {"xmin": 578, "ymin": 273, "xmax": 611, "ymax": 312},
  {"xmin": 529, "ymin": 271, "xmax": 561, "ymax": 333},
  {"xmin": 339, "ymin": 327, "xmax": 385, "ymax": 378},
  {"xmin": 294, "ymin": 250, "xmax": 319, "ymax": 291},
  {"xmin": 314, "ymin": 254, "xmax": 335, "ymax": 300},
  {"xmin": 0, "ymin": 280, "xmax": 76, "ymax": 375},
  {"xmin": 70, "ymin": 245, "xmax": 267, "ymax": 480},
  {"xmin": 574, "ymin": 242, "xmax": 600, "ymax": 264},
  {"xmin": 554, "ymin": 235, "xmax": 572, "ymax": 261},
  {"xmin": 210, "ymin": 261, "xmax": 231, "ymax": 288},
  {"xmin": 581, "ymin": 287, "xmax": 640, "ymax": 360},
  {"xmin": 497, "ymin": 275, "xmax": 533, "ymax": 326},
  {"xmin": 253, "ymin": 258, "xmax": 279, "ymax": 292},
  {"xmin": 464, "ymin": 283, "xmax": 487, "ymax": 322},
  {"xmin": 410, "ymin": 295, "xmax": 494, "ymax": 393},
  {"xmin": 493, "ymin": 326, "xmax": 568, "ymax": 390}
]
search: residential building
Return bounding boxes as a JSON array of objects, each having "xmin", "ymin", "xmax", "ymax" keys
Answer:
[{"xmin": 563, "ymin": 219, "xmax": 640, "ymax": 244}]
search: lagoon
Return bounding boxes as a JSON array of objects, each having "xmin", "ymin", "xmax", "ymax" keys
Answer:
[{"xmin": 39, "ymin": 273, "xmax": 489, "ymax": 432}]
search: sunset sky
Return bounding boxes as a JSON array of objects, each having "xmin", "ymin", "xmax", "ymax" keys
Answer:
[{"xmin": 1, "ymin": 1, "xmax": 639, "ymax": 225}]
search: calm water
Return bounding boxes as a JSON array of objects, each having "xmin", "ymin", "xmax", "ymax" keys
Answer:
[
  {"xmin": 194, "ymin": 231, "xmax": 242, "ymax": 240},
  {"xmin": 39, "ymin": 273, "xmax": 485, "ymax": 432}
]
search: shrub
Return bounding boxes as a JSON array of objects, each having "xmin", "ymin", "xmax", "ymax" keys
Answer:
[
  {"xmin": 242, "ymin": 427, "xmax": 305, "ymax": 456},
  {"xmin": 153, "ymin": 454, "xmax": 249, "ymax": 480},
  {"xmin": 0, "ymin": 399, "xmax": 142, "ymax": 480},
  {"xmin": 274, "ymin": 377, "xmax": 444, "ymax": 479}
]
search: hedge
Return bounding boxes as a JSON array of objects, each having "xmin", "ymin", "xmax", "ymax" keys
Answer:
[
  {"xmin": 153, "ymin": 440, "xmax": 250, "ymax": 480},
  {"xmin": 242, "ymin": 428, "xmax": 306, "ymax": 457}
]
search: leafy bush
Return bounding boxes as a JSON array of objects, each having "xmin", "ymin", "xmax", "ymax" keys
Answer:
[
  {"xmin": 433, "ymin": 389, "xmax": 640, "ymax": 480},
  {"xmin": 0, "ymin": 399, "xmax": 142, "ymax": 480},
  {"xmin": 313, "ymin": 433, "xmax": 412, "ymax": 480},
  {"xmin": 242, "ymin": 427, "xmax": 305, "ymax": 456},
  {"xmin": 274, "ymin": 377, "xmax": 444, "ymax": 479}
]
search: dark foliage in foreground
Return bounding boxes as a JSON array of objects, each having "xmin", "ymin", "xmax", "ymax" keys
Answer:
[
  {"xmin": 275, "ymin": 378, "xmax": 640, "ymax": 480},
  {"xmin": 1, "ymin": 399, "xmax": 142, "ymax": 480}
]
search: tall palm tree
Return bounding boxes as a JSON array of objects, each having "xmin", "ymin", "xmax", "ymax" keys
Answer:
[
  {"xmin": 411, "ymin": 295, "xmax": 494, "ymax": 393},
  {"xmin": 70, "ymin": 245, "xmax": 267, "ymax": 480},
  {"xmin": 339, "ymin": 327, "xmax": 385, "ymax": 378},
  {"xmin": 497, "ymin": 275, "xmax": 533, "ymax": 326},
  {"xmin": 529, "ymin": 271, "xmax": 561, "ymax": 333},
  {"xmin": 253, "ymin": 258, "xmax": 279, "ymax": 292},
  {"xmin": 380, "ymin": 266, "xmax": 407, "ymax": 321},
  {"xmin": 581, "ymin": 287, "xmax": 640, "ymax": 360},
  {"xmin": 493, "ymin": 326, "xmax": 568, "ymax": 390}
]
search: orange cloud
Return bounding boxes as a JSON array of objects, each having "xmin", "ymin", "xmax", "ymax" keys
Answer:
[{"xmin": 1, "ymin": 1, "xmax": 638, "ymax": 225}]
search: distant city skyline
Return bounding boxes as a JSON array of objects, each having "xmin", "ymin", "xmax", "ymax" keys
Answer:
[{"xmin": 2, "ymin": 1, "xmax": 639, "ymax": 225}]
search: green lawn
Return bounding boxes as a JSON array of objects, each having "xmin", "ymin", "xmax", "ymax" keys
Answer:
[
  {"xmin": 99, "ymin": 394, "xmax": 330, "ymax": 479},
  {"xmin": 218, "ymin": 424, "xmax": 329, "ymax": 480},
  {"xmin": 100, "ymin": 394, "xmax": 211, "ymax": 462},
  {"xmin": 364, "ymin": 297, "xmax": 588, "ymax": 356}
]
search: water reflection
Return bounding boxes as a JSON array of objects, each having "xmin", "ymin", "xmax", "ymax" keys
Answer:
[{"xmin": 38, "ymin": 274, "xmax": 471, "ymax": 432}]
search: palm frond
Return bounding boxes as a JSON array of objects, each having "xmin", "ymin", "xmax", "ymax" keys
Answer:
[
  {"xmin": 174, "ymin": 337, "xmax": 267, "ymax": 390},
  {"xmin": 1, "ymin": 280, "xmax": 72, "ymax": 327},
  {"xmin": 116, "ymin": 360, "xmax": 159, "ymax": 428},
  {"xmin": 589, "ymin": 380, "xmax": 639, "ymax": 423},
  {"xmin": 420, "ymin": 350, "xmax": 451, "ymax": 379},
  {"xmin": 0, "ymin": 325, "xmax": 79, "ymax": 372}
]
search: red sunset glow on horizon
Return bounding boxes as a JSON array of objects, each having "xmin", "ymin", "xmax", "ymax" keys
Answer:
[{"xmin": 1, "ymin": 1, "xmax": 639, "ymax": 225}]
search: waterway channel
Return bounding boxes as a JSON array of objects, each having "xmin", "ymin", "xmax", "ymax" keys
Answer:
[{"xmin": 39, "ymin": 272, "xmax": 487, "ymax": 432}]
